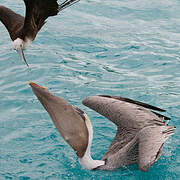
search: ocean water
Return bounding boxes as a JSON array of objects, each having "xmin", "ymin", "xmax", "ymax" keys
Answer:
[{"xmin": 0, "ymin": 0, "xmax": 179, "ymax": 179}]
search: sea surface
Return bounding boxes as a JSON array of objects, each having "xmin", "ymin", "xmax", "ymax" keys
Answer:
[{"xmin": 0, "ymin": 0, "xmax": 179, "ymax": 179}]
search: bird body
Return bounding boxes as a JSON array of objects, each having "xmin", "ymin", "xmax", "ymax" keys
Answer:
[
  {"xmin": 0, "ymin": 0, "xmax": 80, "ymax": 66},
  {"xmin": 29, "ymin": 82, "xmax": 175, "ymax": 172}
]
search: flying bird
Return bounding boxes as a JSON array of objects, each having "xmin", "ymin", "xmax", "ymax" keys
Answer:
[
  {"xmin": 29, "ymin": 82, "xmax": 175, "ymax": 172},
  {"xmin": 0, "ymin": 0, "xmax": 80, "ymax": 66}
]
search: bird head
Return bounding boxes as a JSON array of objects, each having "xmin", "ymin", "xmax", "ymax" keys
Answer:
[
  {"xmin": 29, "ymin": 82, "xmax": 89, "ymax": 158},
  {"xmin": 13, "ymin": 38, "xmax": 29, "ymax": 67}
]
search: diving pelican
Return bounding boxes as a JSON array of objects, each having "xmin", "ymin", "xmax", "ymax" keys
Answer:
[
  {"xmin": 29, "ymin": 82, "xmax": 175, "ymax": 172},
  {"xmin": 0, "ymin": 0, "xmax": 80, "ymax": 66}
]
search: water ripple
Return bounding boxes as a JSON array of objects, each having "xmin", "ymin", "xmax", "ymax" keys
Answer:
[{"xmin": 0, "ymin": 0, "xmax": 179, "ymax": 179}]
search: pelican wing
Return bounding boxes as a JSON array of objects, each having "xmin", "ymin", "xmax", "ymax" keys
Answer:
[
  {"xmin": 138, "ymin": 125, "xmax": 175, "ymax": 172},
  {"xmin": 99, "ymin": 95, "xmax": 170, "ymax": 121},
  {"xmin": 98, "ymin": 125, "xmax": 175, "ymax": 171},
  {"xmin": 98, "ymin": 126, "xmax": 139, "ymax": 170},
  {"xmin": 151, "ymin": 111, "xmax": 170, "ymax": 120},
  {"xmin": 82, "ymin": 95, "xmax": 164, "ymax": 129},
  {"xmin": 83, "ymin": 95, "xmax": 169, "ymax": 170},
  {"xmin": 99, "ymin": 95, "xmax": 166, "ymax": 112}
]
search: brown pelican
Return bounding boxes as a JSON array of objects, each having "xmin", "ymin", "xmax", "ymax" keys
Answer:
[
  {"xmin": 0, "ymin": 0, "xmax": 80, "ymax": 66},
  {"xmin": 29, "ymin": 82, "xmax": 175, "ymax": 172}
]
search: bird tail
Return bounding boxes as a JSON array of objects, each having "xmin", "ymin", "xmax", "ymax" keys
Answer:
[{"xmin": 59, "ymin": 0, "xmax": 80, "ymax": 11}]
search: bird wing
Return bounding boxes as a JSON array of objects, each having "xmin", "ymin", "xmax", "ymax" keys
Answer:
[
  {"xmin": 99, "ymin": 95, "xmax": 170, "ymax": 121},
  {"xmin": 99, "ymin": 126, "xmax": 139, "ymax": 169},
  {"xmin": 0, "ymin": 6, "xmax": 24, "ymax": 40},
  {"xmin": 99, "ymin": 95, "xmax": 166, "ymax": 112},
  {"xmin": 59, "ymin": 0, "xmax": 80, "ymax": 11},
  {"xmin": 22, "ymin": 0, "xmax": 59, "ymax": 40},
  {"xmin": 97, "ymin": 125, "xmax": 175, "ymax": 171},
  {"xmin": 82, "ymin": 95, "xmax": 169, "ymax": 170},
  {"xmin": 138, "ymin": 125, "xmax": 175, "ymax": 172},
  {"xmin": 82, "ymin": 95, "xmax": 165, "ymax": 129}
]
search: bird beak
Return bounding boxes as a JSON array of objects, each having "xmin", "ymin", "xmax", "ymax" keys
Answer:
[
  {"xmin": 17, "ymin": 48, "xmax": 29, "ymax": 67},
  {"xmin": 29, "ymin": 82, "xmax": 89, "ymax": 158}
]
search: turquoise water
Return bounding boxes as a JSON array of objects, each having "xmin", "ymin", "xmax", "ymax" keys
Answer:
[{"xmin": 0, "ymin": 0, "xmax": 179, "ymax": 179}]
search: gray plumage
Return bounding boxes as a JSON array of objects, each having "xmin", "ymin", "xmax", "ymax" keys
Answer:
[
  {"xmin": 82, "ymin": 95, "xmax": 175, "ymax": 171},
  {"xmin": 29, "ymin": 82, "xmax": 175, "ymax": 172}
]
